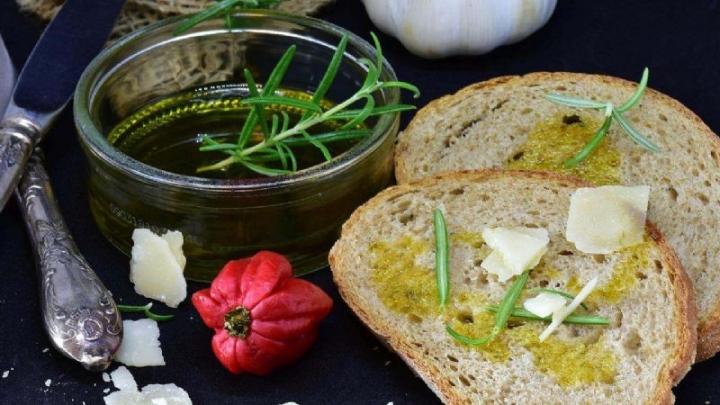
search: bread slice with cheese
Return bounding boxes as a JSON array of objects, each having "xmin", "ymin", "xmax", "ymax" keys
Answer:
[
  {"xmin": 330, "ymin": 170, "xmax": 696, "ymax": 405},
  {"xmin": 394, "ymin": 71, "xmax": 720, "ymax": 361}
]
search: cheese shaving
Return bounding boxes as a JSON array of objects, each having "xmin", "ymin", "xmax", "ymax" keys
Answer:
[
  {"xmin": 481, "ymin": 227, "xmax": 549, "ymax": 281},
  {"xmin": 539, "ymin": 277, "xmax": 598, "ymax": 341}
]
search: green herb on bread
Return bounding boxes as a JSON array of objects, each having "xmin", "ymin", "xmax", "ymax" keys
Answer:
[
  {"xmin": 434, "ymin": 208, "xmax": 450, "ymax": 307},
  {"xmin": 484, "ymin": 306, "xmax": 609, "ymax": 325},
  {"xmin": 544, "ymin": 67, "xmax": 659, "ymax": 167}
]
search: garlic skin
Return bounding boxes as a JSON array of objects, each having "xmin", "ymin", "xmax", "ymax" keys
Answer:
[{"xmin": 361, "ymin": 0, "xmax": 558, "ymax": 59}]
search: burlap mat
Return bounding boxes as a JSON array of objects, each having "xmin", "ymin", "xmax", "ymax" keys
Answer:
[{"xmin": 16, "ymin": 0, "xmax": 336, "ymax": 39}]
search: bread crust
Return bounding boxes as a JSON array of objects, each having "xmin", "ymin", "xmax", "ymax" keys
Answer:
[
  {"xmin": 395, "ymin": 71, "xmax": 719, "ymax": 360},
  {"xmin": 331, "ymin": 169, "xmax": 697, "ymax": 405}
]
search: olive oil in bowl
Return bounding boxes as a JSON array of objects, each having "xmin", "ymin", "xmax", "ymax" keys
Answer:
[
  {"xmin": 74, "ymin": 11, "xmax": 403, "ymax": 280},
  {"xmin": 108, "ymin": 83, "xmax": 361, "ymax": 179}
]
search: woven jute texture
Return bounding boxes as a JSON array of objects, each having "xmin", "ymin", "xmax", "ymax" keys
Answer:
[{"xmin": 16, "ymin": 0, "xmax": 336, "ymax": 39}]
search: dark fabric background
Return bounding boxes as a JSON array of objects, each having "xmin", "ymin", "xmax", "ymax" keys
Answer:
[{"xmin": 1, "ymin": 0, "xmax": 720, "ymax": 403}]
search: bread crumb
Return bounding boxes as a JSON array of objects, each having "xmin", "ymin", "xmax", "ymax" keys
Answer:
[
  {"xmin": 2, "ymin": 370, "xmax": 9, "ymax": 378},
  {"xmin": 45, "ymin": 379, "xmax": 51, "ymax": 387}
]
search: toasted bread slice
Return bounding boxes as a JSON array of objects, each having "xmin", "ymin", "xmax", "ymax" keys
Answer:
[
  {"xmin": 395, "ymin": 72, "xmax": 720, "ymax": 360},
  {"xmin": 330, "ymin": 170, "xmax": 696, "ymax": 405}
]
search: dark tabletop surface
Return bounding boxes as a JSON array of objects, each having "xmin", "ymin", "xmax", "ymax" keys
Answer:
[{"xmin": 2, "ymin": 0, "xmax": 720, "ymax": 404}]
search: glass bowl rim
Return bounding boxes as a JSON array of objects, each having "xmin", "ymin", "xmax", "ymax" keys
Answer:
[{"xmin": 73, "ymin": 9, "xmax": 402, "ymax": 192}]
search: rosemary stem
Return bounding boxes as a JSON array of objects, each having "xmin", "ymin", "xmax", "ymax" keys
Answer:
[{"xmin": 197, "ymin": 82, "xmax": 385, "ymax": 172}]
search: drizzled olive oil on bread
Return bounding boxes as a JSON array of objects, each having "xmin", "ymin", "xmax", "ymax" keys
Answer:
[
  {"xmin": 331, "ymin": 170, "xmax": 697, "ymax": 405},
  {"xmin": 395, "ymin": 71, "xmax": 720, "ymax": 361}
]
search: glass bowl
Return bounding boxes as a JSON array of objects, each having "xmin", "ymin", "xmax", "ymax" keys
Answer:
[{"xmin": 74, "ymin": 10, "xmax": 401, "ymax": 281}]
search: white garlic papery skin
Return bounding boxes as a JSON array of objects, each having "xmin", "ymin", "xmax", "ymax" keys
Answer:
[{"xmin": 361, "ymin": 0, "xmax": 557, "ymax": 59}]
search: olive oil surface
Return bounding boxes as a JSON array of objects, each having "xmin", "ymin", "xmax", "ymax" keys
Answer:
[{"xmin": 108, "ymin": 83, "xmax": 359, "ymax": 179}]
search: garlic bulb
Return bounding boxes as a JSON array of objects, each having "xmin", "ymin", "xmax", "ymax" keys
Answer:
[{"xmin": 361, "ymin": 0, "xmax": 557, "ymax": 59}]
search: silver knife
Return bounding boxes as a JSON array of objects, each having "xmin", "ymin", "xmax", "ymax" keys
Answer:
[
  {"xmin": 0, "ymin": 34, "xmax": 13, "ymax": 115},
  {"xmin": 0, "ymin": 2, "xmax": 126, "ymax": 371},
  {"xmin": 0, "ymin": 0, "xmax": 126, "ymax": 213}
]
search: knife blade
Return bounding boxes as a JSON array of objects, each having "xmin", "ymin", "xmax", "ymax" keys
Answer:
[
  {"xmin": 0, "ymin": 34, "xmax": 14, "ymax": 115},
  {"xmin": 0, "ymin": 0, "xmax": 126, "ymax": 213}
]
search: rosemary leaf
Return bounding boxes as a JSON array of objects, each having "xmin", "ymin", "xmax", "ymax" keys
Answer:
[
  {"xmin": 239, "ymin": 159, "xmax": 293, "ymax": 176},
  {"xmin": 542, "ymin": 94, "xmax": 607, "ymax": 109},
  {"xmin": 617, "ymin": 67, "xmax": 649, "ymax": 113},
  {"xmin": 341, "ymin": 94, "xmax": 375, "ymax": 130},
  {"xmin": 484, "ymin": 306, "xmax": 609, "ymax": 325},
  {"xmin": 332, "ymin": 104, "xmax": 417, "ymax": 119},
  {"xmin": 612, "ymin": 109, "xmax": 660, "ymax": 151},
  {"xmin": 301, "ymin": 130, "xmax": 332, "ymax": 161},
  {"xmin": 492, "ymin": 270, "xmax": 531, "ymax": 336},
  {"xmin": 117, "ymin": 303, "xmax": 174, "ymax": 322},
  {"xmin": 281, "ymin": 129, "xmax": 371, "ymax": 145},
  {"xmin": 173, "ymin": 0, "xmax": 280, "ymax": 35},
  {"xmin": 433, "ymin": 208, "xmax": 450, "ymax": 307},
  {"xmin": 306, "ymin": 34, "xmax": 348, "ymax": 119},
  {"xmin": 242, "ymin": 96, "xmax": 324, "ymax": 113},
  {"xmin": 445, "ymin": 325, "xmax": 492, "ymax": 345},
  {"xmin": 563, "ymin": 113, "xmax": 613, "ymax": 168}
]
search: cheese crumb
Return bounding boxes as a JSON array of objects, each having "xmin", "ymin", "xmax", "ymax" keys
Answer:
[
  {"xmin": 566, "ymin": 185, "xmax": 649, "ymax": 254},
  {"xmin": 481, "ymin": 227, "xmax": 549, "ymax": 281},
  {"xmin": 130, "ymin": 229, "xmax": 187, "ymax": 308},
  {"xmin": 523, "ymin": 293, "xmax": 567, "ymax": 318},
  {"xmin": 539, "ymin": 277, "xmax": 599, "ymax": 341},
  {"xmin": 104, "ymin": 366, "xmax": 192, "ymax": 405},
  {"xmin": 114, "ymin": 319, "xmax": 165, "ymax": 367}
]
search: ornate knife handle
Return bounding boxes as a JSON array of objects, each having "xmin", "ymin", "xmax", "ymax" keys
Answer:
[
  {"xmin": 16, "ymin": 150, "xmax": 122, "ymax": 372},
  {"xmin": 0, "ymin": 117, "xmax": 38, "ymax": 213}
]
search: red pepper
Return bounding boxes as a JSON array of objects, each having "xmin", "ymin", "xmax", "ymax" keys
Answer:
[{"xmin": 192, "ymin": 251, "xmax": 333, "ymax": 375}]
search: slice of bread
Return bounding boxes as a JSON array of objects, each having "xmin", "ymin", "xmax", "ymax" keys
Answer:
[
  {"xmin": 394, "ymin": 72, "xmax": 720, "ymax": 361},
  {"xmin": 330, "ymin": 170, "xmax": 696, "ymax": 405}
]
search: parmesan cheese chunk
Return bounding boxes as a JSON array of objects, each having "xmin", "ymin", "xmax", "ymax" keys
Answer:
[
  {"xmin": 109, "ymin": 366, "xmax": 138, "ymax": 392},
  {"xmin": 130, "ymin": 229, "xmax": 187, "ymax": 308},
  {"xmin": 539, "ymin": 277, "xmax": 599, "ymax": 341},
  {"xmin": 523, "ymin": 292, "xmax": 567, "ymax": 318},
  {"xmin": 566, "ymin": 185, "xmax": 650, "ymax": 254},
  {"xmin": 104, "ymin": 366, "xmax": 192, "ymax": 405},
  {"xmin": 481, "ymin": 227, "xmax": 549, "ymax": 281},
  {"xmin": 114, "ymin": 319, "xmax": 165, "ymax": 367}
]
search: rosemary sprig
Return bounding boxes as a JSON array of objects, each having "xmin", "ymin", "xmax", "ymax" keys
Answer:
[
  {"xmin": 117, "ymin": 303, "xmax": 174, "ymax": 322},
  {"xmin": 445, "ymin": 325, "xmax": 492, "ymax": 346},
  {"xmin": 196, "ymin": 33, "xmax": 419, "ymax": 175},
  {"xmin": 484, "ymin": 306, "xmax": 609, "ymax": 325},
  {"xmin": 544, "ymin": 67, "xmax": 659, "ymax": 167},
  {"xmin": 173, "ymin": 0, "xmax": 281, "ymax": 35},
  {"xmin": 446, "ymin": 271, "xmax": 531, "ymax": 346},
  {"xmin": 434, "ymin": 208, "xmax": 450, "ymax": 307},
  {"xmin": 492, "ymin": 270, "xmax": 531, "ymax": 336}
]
